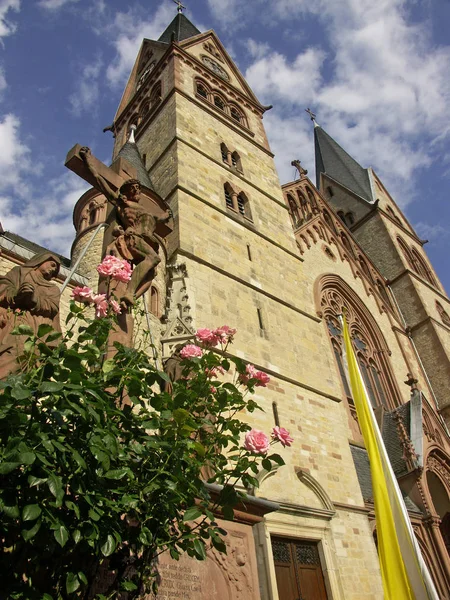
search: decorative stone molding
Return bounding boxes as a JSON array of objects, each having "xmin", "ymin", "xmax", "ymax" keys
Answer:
[{"xmin": 161, "ymin": 261, "xmax": 195, "ymax": 358}]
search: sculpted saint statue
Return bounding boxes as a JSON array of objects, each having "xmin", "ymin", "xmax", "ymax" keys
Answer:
[
  {"xmin": 78, "ymin": 147, "xmax": 172, "ymax": 308},
  {"xmin": 0, "ymin": 252, "xmax": 61, "ymax": 379}
]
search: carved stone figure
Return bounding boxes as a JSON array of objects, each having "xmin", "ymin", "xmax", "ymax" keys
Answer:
[
  {"xmin": 0, "ymin": 252, "xmax": 61, "ymax": 379},
  {"xmin": 78, "ymin": 146, "xmax": 172, "ymax": 308},
  {"xmin": 162, "ymin": 343, "xmax": 186, "ymax": 393}
]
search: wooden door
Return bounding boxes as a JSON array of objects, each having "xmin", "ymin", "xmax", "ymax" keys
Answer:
[{"xmin": 272, "ymin": 537, "xmax": 328, "ymax": 600}]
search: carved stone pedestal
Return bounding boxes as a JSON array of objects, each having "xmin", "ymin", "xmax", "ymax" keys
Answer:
[{"xmin": 151, "ymin": 520, "xmax": 261, "ymax": 600}]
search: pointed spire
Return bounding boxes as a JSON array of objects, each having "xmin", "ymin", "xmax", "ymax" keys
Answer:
[
  {"xmin": 158, "ymin": 12, "xmax": 200, "ymax": 44},
  {"xmin": 314, "ymin": 124, "xmax": 373, "ymax": 203},
  {"xmin": 115, "ymin": 125, "xmax": 155, "ymax": 191}
]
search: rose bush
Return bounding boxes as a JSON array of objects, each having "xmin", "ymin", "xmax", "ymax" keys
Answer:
[{"xmin": 0, "ymin": 288, "xmax": 292, "ymax": 599}]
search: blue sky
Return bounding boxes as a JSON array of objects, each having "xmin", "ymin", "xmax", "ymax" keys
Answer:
[{"xmin": 0, "ymin": 0, "xmax": 449, "ymax": 291}]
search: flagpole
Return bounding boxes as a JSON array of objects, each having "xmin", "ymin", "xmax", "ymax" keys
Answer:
[{"xmin": 339, "ymin": 314, "xmax": 439, "ymax": 600}]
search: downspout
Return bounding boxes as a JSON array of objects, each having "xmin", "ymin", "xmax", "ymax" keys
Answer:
[
  {"xmin": 388, "ymin": 284, "xmax": 449, "ymax": 435},
  {"xmin": 60, "ymin": 223, "xmax": 107, "ymax": 294}
]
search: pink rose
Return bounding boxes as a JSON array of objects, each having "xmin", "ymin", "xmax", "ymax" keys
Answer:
[
  {"xmin": 180, "ymin": 344, "xmax": 203, "ymax": 359},
  {"xmin": 110, "ymin": 299, "xmax": 122, "ymax": 315},
  {"xmin": 244, "ymin": 429, "xmax": 270, "ymax": 455},
  {"xmin": 196, "ymin": 328, "xmax": 219, "ymax": 347},
  {"xmin": 92, "ymin": 293, "xmax": 108, "ymax": 318},
  {"xmin": 210, "ymin": 386, "xmax": 217, "ymax": 394},
  {"xmin": 72, "ymin": 286, "xmax": 95, "ymax": 303},
  {"xmin": 272, "ymin": 426, "xmax": 294, "ymax": 447},
  {"xmin": 97, "ymin": 255, "xmax": 132, "ymax": 282},
  {"xmin": 254, "ymin": 370, "xmax": 270, "ymax": 387},
  {"xmin": 213, "ymin": 325, "xmax": 237, "ymax": 343}
]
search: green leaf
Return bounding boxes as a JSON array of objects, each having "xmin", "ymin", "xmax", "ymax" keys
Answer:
[
  {"xmin": 0, "ymin": 461, "xmax": 20, "ymax": 474},
  {"xmin": 54, "ymin": 524, "xmax": 69, "ymax": 547},
  {"xmin": 48, "ymin": 474, "xmax": 63, "ymax": 498},
  {"xmin": 221, "ymin": 505, "xmax": 234, "ymax": 520},
  {"xmin": 37, "ymin": 323, "xmax": 53, "ymax": 338},
  {"xmin": 267, "ymin": 453, "xmax": 285, "ymax": 466},
  {"xmin": 78, "ymin": 571, "xmax": 88, "ymax": 585},
  {"xmin": 22, "ymin": 504, "xmax": 42, "ymax": 521},
  {"xmin": 22, "ymin": 519, "xmax": 41, "ymax": 540},
  {"xmin": 173, "ymin": 408, "xmax": 190, "ymax": 425},
  {"xmin": 3, "ymin": 502, "xmax": 20, "ymax": 518},
  {"xmin": 66, "ymin": 572, "xmax": 80, "ymax": 594},
  {"xmin": 101, "ymin": 534, "xmax": 116, "ymax": 557},
  {"xmin": 192, "ymin": 441, "xmax": 206, "ymax": 457},
  {"xmin": 42, "ymin": 594, "xmax": 53, "ymax": 600},
  {"xmin": 193, "ymin": 539, "xmax": 206, "ymax": 560},
  {"xmin": 28, "ymin": 475, "xmax": 48, "ymax": 487},
  {"xmin": 40, "ymin": 381, "xmax": 65, "ymax": 393},
  {"xmin": 183, "ymin": 507, "xmax": 202, "ymax": 522},
  {"xmin": 121, "ymin": 581, "xmax": 138, "ymax": 592},
  {"xmin": 71, "ymin": 450, "xmax": 86, "ymax": 470},
  {"xmin": 262, "ymin": 458, "xmax": 272, "ymax": 472},
  {"xmin": 11, "ymin": 383, "xmax": 32, "ymax": 400},
  {"xmin": 46, "ymin": 331, "xmax": 62, "ymax": 343},
  {"xmin": 15, "ymin": 324, "xmax": 34, "ymax": 336},
  {"xmin": 72, "ymin": 529, "xmax": 82, "ymax": 543},
  {"xmin": 102, "ymin": 358, "xmax": 115, "ymax": 374},
  {"xmin": 18, "ymin": 451, "xmax": 36, "ymax": 465},
  {"xmin": 211, "ymin": 535, "xmax": 227, "ymax": 553},
  {"xmin": 104, "ymin": 468, "xmax": 130, "ymax": 480}
]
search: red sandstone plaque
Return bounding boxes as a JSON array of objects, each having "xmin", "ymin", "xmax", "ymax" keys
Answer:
[{"xmin": 150, "ymin": 520, "xmax": 261, "ymax": 600}]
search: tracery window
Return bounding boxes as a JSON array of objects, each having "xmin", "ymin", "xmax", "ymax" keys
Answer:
[
  {"xmin": 214, "ymin": 94, "xmax": 225, "ymax": 111},
  {"xmin": 195, "ymin": 80, "xmax": 209, "ymax": 99},
  {"xmin": 323, "ymin": 210, "xmax": 337, "ymax": 234},
  {"xmin": 287, "ymin": 194, "xmax": 301, "ymax": 228},
  {"xmin": 398, "ymin": 236, "xmax": 438, "ymax": 287},
  {"xmin": 436, "ymin": 301, "xmax": 450, "ymax": 328},
  {"xmin": 194, "ymin": 80, "xmax": 249, "ymax": 129},
  {"xmin": 229, "ymin": 105, "xmax": 242, "ymax": 123},
  {"xmin": 150, "ymin": 82, "xmax": 162, "ymax": 107},
  {"xmin": 319, "ymin": 277, "xmax": 399, "ymax": 414}
]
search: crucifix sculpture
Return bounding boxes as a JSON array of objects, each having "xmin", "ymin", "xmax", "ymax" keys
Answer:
[{"xmin": 65, "ymin": 143, "xmax": 173, "ymax": 311}]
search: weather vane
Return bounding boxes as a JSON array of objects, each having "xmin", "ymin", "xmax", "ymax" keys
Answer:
[
  {"xmin": 305, "ymin": 107, "xmax": 316, "ymax": 123},
  {"xmin": 172, "ymin": 0, "xmax": 186, "ymax": 13}
]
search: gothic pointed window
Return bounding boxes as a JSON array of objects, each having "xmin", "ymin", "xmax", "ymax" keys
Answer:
[
  {"xmin": 411, "ymin": 247, "xmax": 438, "ymax": 287},
  {"xmin": 220, "ymin": 143, "xmax": 229, "ymax": 164},
  {"xmin": 229, "ymin": 105, "xmax": 242, "ymax": 123},
  {"xmin": 150, "ymin": 286, "xmax": 159, "ymax": 316},
  {"xmin": 195, "ymin": 80, "xmax": 209, "ymax": 100},
  {"xmin": 436, "ymin": 301, "xmax": 450, "ymax": 327},
  {"xmin": 214, "ymin": 95, "xmax": 225, "ymax": 111},
  {"xmin": 287, "ymin": 194, "xmax": 301, "ymax": 228},
  {"xmin": 323, "ymin": 210, "xmax": 337, "ymax": 234},
  {"xmin": 231, "ymin": 151, "xmax": 242, "ymax": 172},
  {"xmin": 224, "ymin": 184, "xmax": 234, "ymax": 210},
  {"xmin": 346, "ymin": 212, "xmax": 355, "ymax": 225},
  {"xmin": 337, "ymin": 210, "xmax": 346, "ymax": 224},
  {"xmin": 237, "ymin": 192, "xmax": 250, "ymax": 218},
  {"xmin": 318, "ymin": 276, "xmax": 400, "ymax": 414}
]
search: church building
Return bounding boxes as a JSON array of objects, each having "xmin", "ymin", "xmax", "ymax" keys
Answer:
[{"xmin": 1, "ymin": 10, "xmax": 449, "ymax": 600}]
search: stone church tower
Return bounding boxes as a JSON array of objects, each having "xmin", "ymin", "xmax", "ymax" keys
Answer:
[{"xmin": 1, "ymin": 10, "xmax": 449, "ymax": 600}]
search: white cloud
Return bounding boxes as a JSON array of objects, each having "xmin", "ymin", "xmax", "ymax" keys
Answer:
[
  {"xmin": 0, "ymin": 114, "xmax": 32, "ymax": 195},
  {"xmin": 415, "ymin": 222, "xmax": 450, "ymax": 245},
  {"xmin": 38, "ymin": 0, "xmax": 80, "ymax": 9},
  {"xmin": 240, "ymin": 0, "xmax": 450, "ymax": 206},
  {"xmin": 103, "ymin": 3, "xmax": 174, "ymax": 86},
  {"xmin": 0, "ymin": 66, "xmax": 6, "ymax": 93},
  {"xmin": 69, "ymin": 56, "xmax": 103, "ymax": 117},
  {"xmin": 0, "ymin": 0, "xmax": 20, "ymax": 40}
]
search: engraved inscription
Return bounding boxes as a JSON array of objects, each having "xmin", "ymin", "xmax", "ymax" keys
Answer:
[{"xmin": 155, "ymin": 564, "xmax": 201, "ymax": 599}]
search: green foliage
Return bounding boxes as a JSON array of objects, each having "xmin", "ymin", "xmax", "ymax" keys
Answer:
[{"xmin": 0, "ymin": 302, "xmax": 284, "ymax": 598}]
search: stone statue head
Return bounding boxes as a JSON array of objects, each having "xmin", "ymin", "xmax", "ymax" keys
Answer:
[
  {"xmin": 120, "ymin": 178, "xmax": 141, "ymax": 201},
  {"xmin": 24, "ymin": 252, "xmax": 61, "ymax": 281}
]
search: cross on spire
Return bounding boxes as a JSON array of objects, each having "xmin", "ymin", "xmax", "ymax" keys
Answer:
[
  {"xmin": 172, "ymin": 0, "xmax": 186, "ymax": 13},
  {"xmin": 305, "ymin": 107, "xmax": 316, "ymax": 123}
]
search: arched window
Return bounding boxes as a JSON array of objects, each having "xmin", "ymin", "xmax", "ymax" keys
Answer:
[
  {"xmin": 337, "ymin": 210, "xmax": 346, "ymax": 224},
  {"xmin": 358, "ymin": 256, "xmax": 372, "ymax": 282},
  {"xmin": 214, "ymin": 95, "xmax": 225, "ymax": 111},
  {"xmin": 341, "ymin": 233, "xmax": 355, "ymax": 258},
  {"xmin": 287, "ymin": 194, "xmax": 301, "ymax": 228},
  {"xmin": 436, "ymin": 301, "xmax": 450, "ymax": 327},
  {"xmin": 297, "ymin": 191, "xmax": 309, "ymax": 221},
  {"xmin": 150, "ymin": 286, "xmax": 159, "ymax": 316},
  {"xmin": 323, "ymin": 210, "xmax": 337, "ymax": 234},
  {"xmin": 237, "ymin": 192, "xmax": 251, "ymax": 219},
  {"xmin": 318, "ymin": 276, "xmax": 399, "ymax": 413},
  {"xmin": 150, "ymin": 82, "xmax": 162, "ymax": 107},
  {"xmin": 306, "ymin": 187, "xmax": 319, "ymax": 213},
  {"xmin": 411, "ymin": 247, "xmax": 438, "ymax": 287},
  {"xmin": 224, "ymin": 183, "xmax": 234, "ymax": 210},
  {"xmin": 397, "ymin": 236, "xmax": 415, "ymax": 271},
  {"xmin": 231, "ymin": 151, "xmax": 242, "ymax": 172},
  {"xmin": 229, "ymin": 105, "xmax": 243, "ymax": 123},
  {"xmin": 88, "ymin": 201, "xmax": 98, "ymax": 226},
  {"xmin": 386, "ymin": 205, "xmax": 402, "ymax": 225},
  {"xmin": 346, "ymin": 212, "xmax": 355, "ymax": 225},
  {"xmin": 376, "ymin": 280, "xmax": 392, "ymax": 310},
  {"xmin": 195, "ymin": 80, "xmax": 209, "ymax": 99},
  {"xmin": 220, "ymin": 142, "xmax": 229, "ymax": 164}
]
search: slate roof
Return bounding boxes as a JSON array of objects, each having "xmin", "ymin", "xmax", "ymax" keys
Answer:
[
  {"xmin": 158, "ymin": 13, "xmax": 201, "ymax": 44},
  {"xmin": 350, "ymin": 403, "xmax": 422, "ymax": 514},
  {"xmin": 0, "ymin": 231, "xmax": 71, "ymax": 267},
  {"xmin": 115, "ymin": 140, "xmax": 155, "ymax": 192},
  {"xmin": 314, "ymin": 125, "xmax": 373, "ymax": 203}
]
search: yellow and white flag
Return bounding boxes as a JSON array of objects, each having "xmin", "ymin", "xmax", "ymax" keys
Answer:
[{"xmin": 341, "ymin": 315, "xmax": 439, "ymax": 600}]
